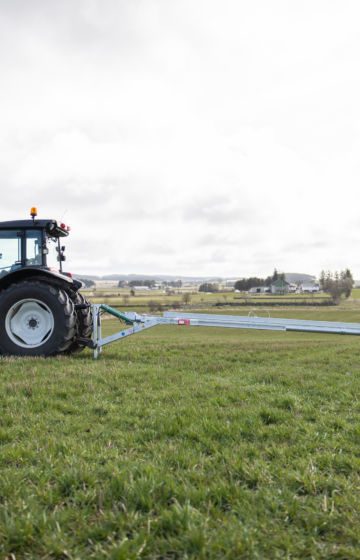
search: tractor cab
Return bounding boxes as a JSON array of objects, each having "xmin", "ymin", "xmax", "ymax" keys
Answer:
[{"xmin": 0, "ymin": 209, "xmax": 70, "ymax": 279}]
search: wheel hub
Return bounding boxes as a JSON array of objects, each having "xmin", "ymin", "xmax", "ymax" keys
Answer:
[
  {"xmin": 28, "ymin": 317, "xmax": 39, "ymax": 329},
  {"xmin": 5, "ymin": 299, "xmax": 55, "ymax": 348}
]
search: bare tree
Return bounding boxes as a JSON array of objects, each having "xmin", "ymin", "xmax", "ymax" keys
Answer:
[
  {"xmin": 182, "ymin": 293, "xmax": 191, "ymax": 305},
  {"xmin": 319, "ymin": 269, "xmax": 354, "ymax": 304}
]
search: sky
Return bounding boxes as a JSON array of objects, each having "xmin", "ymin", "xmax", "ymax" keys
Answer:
[{"xmin": 1, "ymin": 0, "xmax": 360, "ymax": 278}]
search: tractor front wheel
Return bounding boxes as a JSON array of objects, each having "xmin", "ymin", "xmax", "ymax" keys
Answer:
[{"xmin": 0, "ymin": 281, "xmax": 76, "ymax": 356}]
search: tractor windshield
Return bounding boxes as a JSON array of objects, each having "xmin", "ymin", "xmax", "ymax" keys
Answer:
[{"xmin": 0, "ymin": 230, "xmax": 22, "ymax": 276}]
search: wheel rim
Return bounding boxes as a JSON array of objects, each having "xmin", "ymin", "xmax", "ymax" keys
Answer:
[{"xmin": 5, "ymin": 299, "xmax": 55, "ymax": 348}]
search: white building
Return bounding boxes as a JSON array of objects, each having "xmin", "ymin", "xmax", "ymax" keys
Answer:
[
  {"xmin": 300, "ymin": 283, "xmax": 320, "ymax": 293},
  {"xmin": 288, "ymin": 283, "xmax": 297, "ymax": 293}
]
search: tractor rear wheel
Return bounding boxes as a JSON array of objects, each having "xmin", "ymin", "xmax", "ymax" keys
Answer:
[
  {"xmin": 0, "ymin": 281, "xmax": 76, "ymax": 356},
  {"xmin": 66, "ymin": 292, "xmax": 93, "ymax": 353}
]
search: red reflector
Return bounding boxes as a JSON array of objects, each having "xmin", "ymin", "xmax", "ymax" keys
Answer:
[
  {"xmin": 178, "ymin": 319, "xmax": 190, "ymax": 326},
  {"xmin": 60, "ymin": 223, "xmax": 66, "ymax": 229}
]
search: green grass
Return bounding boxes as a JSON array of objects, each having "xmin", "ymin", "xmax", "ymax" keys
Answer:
[{"xmin": 1, "ymin": 303, "xmax": 360, "ymax": 558}]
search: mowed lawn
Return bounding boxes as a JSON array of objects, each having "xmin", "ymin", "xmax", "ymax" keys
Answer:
[{"xmin": 1, "ymin": 306, "xmax": 360, "ymax": 559}]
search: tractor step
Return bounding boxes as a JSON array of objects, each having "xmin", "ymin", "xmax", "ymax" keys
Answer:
[{"xmin": 77, "ymin": 337, "xmax": 96, "ymax": 349}]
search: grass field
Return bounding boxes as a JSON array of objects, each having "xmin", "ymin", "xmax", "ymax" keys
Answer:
[
  {"xmin": 351, "ymin": 288, "xmax": 360, "ymax": 299},
  {"xmin": 87, "ymin": 289, "xmax": 332, "ymax": 310},
  {"xmin": 1, "ymin": 299, "xmax": 360, "ymax": 558}
]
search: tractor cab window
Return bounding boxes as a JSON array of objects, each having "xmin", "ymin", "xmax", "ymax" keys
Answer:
[
  {"xmin": 26, "ymin": 230, "xmax": 43, "ymax": 266},
  {"xmin": 0, "ymin": 230, "xmax": 22, "ymax": 276},
  {"xmin": 45, "ymin": 236, "xmax": 62, "ymax": 272}
]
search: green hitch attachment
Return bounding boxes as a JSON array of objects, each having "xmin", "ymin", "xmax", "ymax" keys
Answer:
[{"xmin": 99, "ymin": 304, "xmax": 135, "ymax": 325}]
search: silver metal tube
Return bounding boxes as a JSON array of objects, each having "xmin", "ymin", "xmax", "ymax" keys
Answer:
[{"xmin": 90, "ymin": 305, "xmax": 360, "ymax": 358}]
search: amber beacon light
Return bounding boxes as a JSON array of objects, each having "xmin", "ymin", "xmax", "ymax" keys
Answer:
[{"xmin": 30, "ymin": 207, "xmax": 38, "ymax": 220}]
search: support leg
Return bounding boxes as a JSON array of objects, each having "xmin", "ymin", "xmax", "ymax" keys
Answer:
[{"xmin": 92, "ymin": 305, "xmax": 100, "ymax": 359}]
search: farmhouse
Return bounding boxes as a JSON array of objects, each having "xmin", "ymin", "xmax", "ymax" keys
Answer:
[{"xmin": 271, "ymin": 279, "xmax": 289, "ymax": 294}]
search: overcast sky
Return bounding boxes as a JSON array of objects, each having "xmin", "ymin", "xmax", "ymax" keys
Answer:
[{"xmin": 1, "ymin": 0, "xmax": 360, "ymax": 278}]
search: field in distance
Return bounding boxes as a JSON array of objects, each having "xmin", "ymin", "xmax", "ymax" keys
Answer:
[
  {"xmin": 1, "ymin": 299, "xmax": 360, "ymax": 558},
  {"xmin": 85, "ymin": 286, "xmax": 336, "ymax": 314}
]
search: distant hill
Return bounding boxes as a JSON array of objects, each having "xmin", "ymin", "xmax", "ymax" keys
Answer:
[
  {"xmin": 74, "ymin": 272, "xmax": 317, "ymax": 285},
  {"xmin": 75, "ymin": 274, "xmax": 100, "ymax": 281},
  {"xmin": 285, "ymin": 273, "xmax": 316, "ymax": 284},
  {"xmin": 101, "ymin": 274, "xmax": 224, "ymax": 282},
  {"xmin": 74, "ymin": 273, "xmax": 227, "ymax": 284}
]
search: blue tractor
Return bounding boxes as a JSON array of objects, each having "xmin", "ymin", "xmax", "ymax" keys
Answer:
[{"xmin": 0, "ymin": 209, "xmax": 92, "ymax": 356}]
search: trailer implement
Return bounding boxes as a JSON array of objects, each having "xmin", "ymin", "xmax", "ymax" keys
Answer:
[{"xmin": 90, "ymin": 306, "xmax": 360, "ymax": 359}]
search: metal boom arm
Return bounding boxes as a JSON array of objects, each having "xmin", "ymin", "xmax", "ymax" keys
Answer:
[{"xmin": 91, "ymin": 305, "xmax": 360, "ymax": 359}]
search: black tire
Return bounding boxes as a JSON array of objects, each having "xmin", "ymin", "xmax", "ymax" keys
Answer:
[
  {"xmin": 66, "ymin": 292, "xmax": 93, "ymax": 354},
  {"xmin": 0, "ymin": 281, "xmax": 76, "ymax": 357}
]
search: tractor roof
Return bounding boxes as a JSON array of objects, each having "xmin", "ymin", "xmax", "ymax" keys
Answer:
[{"xmin": 0, "ymin": 220, "xmax": 69, "ymax": 237}]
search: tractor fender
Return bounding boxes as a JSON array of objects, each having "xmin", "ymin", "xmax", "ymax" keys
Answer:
[{"xmin": 0, "ymin": 268, "xmax": 82, "ymax": 293}]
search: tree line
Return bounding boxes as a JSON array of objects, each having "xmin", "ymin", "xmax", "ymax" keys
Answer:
[
  {"xmin": 234, "ymin": 269, "xmax": 285, "ymax": 291},
  {"xmin": 232, "ymin": 268, "xmax": 355, "ymax": 304},
  {"xmin": 319, "ymin": 269, "xmax": 354, "ymax": 303}
]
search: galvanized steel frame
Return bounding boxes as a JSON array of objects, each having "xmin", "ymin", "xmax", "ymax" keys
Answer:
[{"xmin": 91, "ymin": 305, "xmax": 360, "ymax": 359}]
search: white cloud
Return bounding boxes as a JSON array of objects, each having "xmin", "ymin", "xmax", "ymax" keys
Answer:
[{"xmin": 1, "ymin": 0, "xmax": 360, "ymax": 277}]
